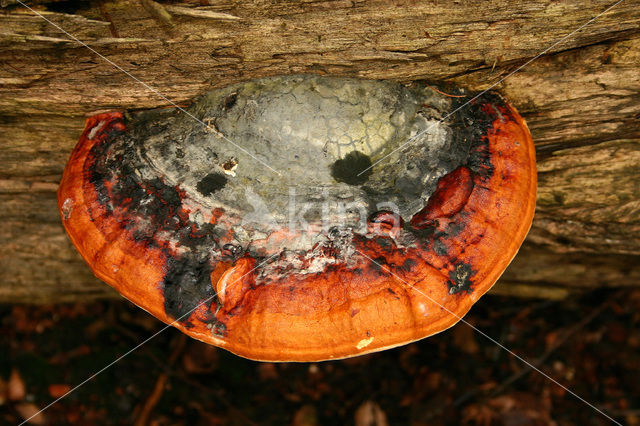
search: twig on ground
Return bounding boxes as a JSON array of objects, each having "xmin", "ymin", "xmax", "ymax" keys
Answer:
[
  {"xmin": 133, "ymin": 334, "xmax": 187, "ymax": 426},
  {"xmin": 489, "ymin": 291, "xmax": 622, "ymax": 397}
]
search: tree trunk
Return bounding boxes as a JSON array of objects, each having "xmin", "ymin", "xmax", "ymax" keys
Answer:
[{"xmin": 1, "ymin": 0, "xmax": 639, "ymax": 303}]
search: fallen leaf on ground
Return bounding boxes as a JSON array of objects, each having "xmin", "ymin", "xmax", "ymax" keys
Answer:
[
  {"xmin": 15, "ymin": 402, "xmax": 47, "ymax": 425},
  {"xmin": 48, "ymin": 384, "xmax": 72, "ymax": 399},
  {"xmin": 8, "ymin": 369, "xmax": 26, "ymax": 401},
  {"xmin": 292, "ymin": 404, "xmax": 318, "ymax": 426},
  {"xmin": 355, "ymin": 401, "xmax": 388, "ymax": 426}
]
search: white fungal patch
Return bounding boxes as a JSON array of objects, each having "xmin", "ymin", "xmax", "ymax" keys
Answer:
[
  {"xmin": 155, "ymin": 231, "xmax": 189, "ymax": 256},
  {"xmin": 61, "ymin": 198, "xmax": 74, "ymax": 220},
  {"xmin": 356, "ymin": 336, "xmax": 374, "ymax": 350},
  {"xmin": 144, "ymin": 75, "xmax": 463, "ymax": 231},
  {"xmin": 416, "ymin": 302, "xmax": 429, "ymax": 316},
  {"xmin": 222, "ymin": 163, "xmax": 238, "ymax": 176},
  {"xmin": 87, "ymin": 120, "xmax": 107, "ymax": 140},
  {"xmin": 303, "ymin": 254, "xmax": 338, "ymax": 274},
  {"xmin": 181, "ymin": 196, "xmax": 214, "ymax": 225},
  {"xmin": 215, "ymin": 265, "xmax": 237, "ymax": 305}
]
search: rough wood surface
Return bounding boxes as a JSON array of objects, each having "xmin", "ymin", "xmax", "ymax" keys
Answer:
[{"xmin": 1, "ymin": 0, "xmax": 639, "ymax": 303}]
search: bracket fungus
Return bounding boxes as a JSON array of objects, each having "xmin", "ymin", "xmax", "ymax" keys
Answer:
[{"xmin": 58, "ymin": 75, "xmax": 536, "ymax": 361}]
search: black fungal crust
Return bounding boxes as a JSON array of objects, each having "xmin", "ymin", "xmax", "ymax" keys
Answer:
[
  {"xmin": 84, "ymin": 113, "xmax": 231, "ymax": 326},
  {"xmin": 163, "ymin": 257, "xmax": 216, "ymax": 323},
  {"xmin": 404, "ymin": 92, "xmax": 501, "ymax": 243},
  {"xmin": 450, "ymin": 93, "xmax": 505, "ymax": 181},
  {"xmin": 447, "ymin": 263, "xmax": 474, "ymax": 294},
  {"xmin": 197, "ymin": 172, "xmax": 228, "ymax": 196},
  {"xmin": 331, "ymin": 151, "xmax": 373, "ymax": 185},
  {"xmin": 223, "ymin": 92, "xmax": 238, "ymax": 111},
  {"xmin": 403, "ymin": 93, "xmax": 508, "ymax": 294}
]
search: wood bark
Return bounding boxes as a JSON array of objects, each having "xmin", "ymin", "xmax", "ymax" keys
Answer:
[{"xmin": 1, "ymin": 0, "xmax": 639, "ymax": 303}]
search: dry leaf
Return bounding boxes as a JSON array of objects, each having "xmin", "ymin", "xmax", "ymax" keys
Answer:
[
  {"xmin": 15, "ymin": 402, "xmax": 47, "ymax": 425},
  {"xmin": 292, "ymin": 404, "xmax": 318, "ymax": 426},
  {"xmin": 8, "ymin": 369, "xmax": 26, "ymax": 402},
  {"xmin": 48, "ymin": 384, "xmax": 71, "ymax": 399},
  {"xmin": 355, "ymin": 401, "xmax": 388, "ymax": 426},
  {"xmin": 452, "ymin": 324, "xmax": 480, "ymax": 354}
]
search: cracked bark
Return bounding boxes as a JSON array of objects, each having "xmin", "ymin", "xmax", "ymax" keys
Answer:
[{"xmin": 1, "ymin": 0, "xmax": 639, "ymax": 302}]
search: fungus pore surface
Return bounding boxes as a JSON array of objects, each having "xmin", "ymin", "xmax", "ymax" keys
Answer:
[{"xmin": 58, "ymin": 75, "xmax": 536, "ymax": 361}]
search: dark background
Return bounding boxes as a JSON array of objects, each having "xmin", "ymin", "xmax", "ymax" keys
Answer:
[{"xmin": 2, "ymin": 289, "xmax": 638, "ymax": 425}]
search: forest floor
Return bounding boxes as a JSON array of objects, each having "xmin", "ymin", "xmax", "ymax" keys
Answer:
[{"xmin": 1, "ymin": 288, "xmax": 639, "ymax": 425}]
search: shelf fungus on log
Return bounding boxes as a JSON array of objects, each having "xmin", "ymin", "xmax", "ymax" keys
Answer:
[{"xmin": 58, "ymin": 75, "xmax": 536, "ymax": 361}]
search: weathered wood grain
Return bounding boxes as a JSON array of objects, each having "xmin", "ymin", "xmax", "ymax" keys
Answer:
[{"xmin": 1, "ymin": 0, "xmax": 639, "ymax": 302}]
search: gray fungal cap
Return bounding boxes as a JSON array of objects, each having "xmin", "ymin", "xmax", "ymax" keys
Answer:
[{"xmin": 124, "ymin": 75, "xmax": 470, "ymax": 253}]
